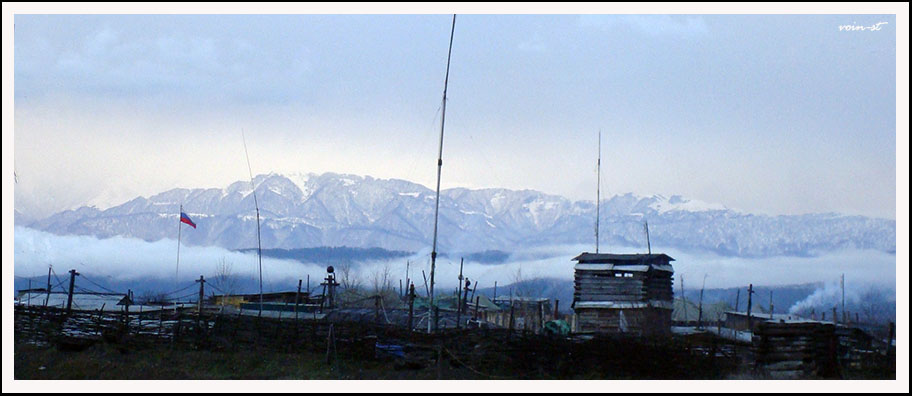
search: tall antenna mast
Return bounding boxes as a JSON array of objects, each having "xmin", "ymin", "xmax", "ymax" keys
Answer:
[
  {"xmin": 596, "ymin": 130, "xmax": 601, "ymax": 253},
  {"xmin": 242, "ymin": 130, "xmax": 264, "ymax": 317},
  {"xmin": 428, "ymin": 14, "xmax": 456, "ymax": 333}
]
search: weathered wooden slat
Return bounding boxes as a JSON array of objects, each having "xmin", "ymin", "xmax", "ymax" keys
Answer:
[
  {"xmin": 575, "ymin": 284, "xmax": 646, "ymax": 290},
  {"xmin": 577, "ymin": 291, "xmax": 647, "ymax": 298}
]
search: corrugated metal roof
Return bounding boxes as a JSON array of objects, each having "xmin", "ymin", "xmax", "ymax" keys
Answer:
[{"xmin": 571, "ymin": 252, "xmax": 675, "ymax": 264}]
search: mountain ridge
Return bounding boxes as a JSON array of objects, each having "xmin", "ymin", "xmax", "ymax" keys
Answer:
[{"xmin": 21, "ymin": 172, "xmax": 896, "ymax": 258}]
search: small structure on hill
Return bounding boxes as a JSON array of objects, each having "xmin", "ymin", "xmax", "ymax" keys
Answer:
[{"xmin": 570, "ymin": 253, "xmax": 675, "ymax": 335}]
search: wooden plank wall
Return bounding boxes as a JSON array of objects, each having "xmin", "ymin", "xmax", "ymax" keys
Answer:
[
  {"xmin": 754, "ymin": 322, "xmax": 838, "ymax": 379},
  {"xmin": 576, "ymin": 308, "xmax": 671, "ymax": 335},
  {"xmin": 574, "ymin": 270, "xmax": 672, "ymax": 303}
]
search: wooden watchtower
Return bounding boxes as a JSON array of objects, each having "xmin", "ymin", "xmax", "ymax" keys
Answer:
[{"xmin": 571, "ymin": 253, "xmax": 675, "ymax": 335}]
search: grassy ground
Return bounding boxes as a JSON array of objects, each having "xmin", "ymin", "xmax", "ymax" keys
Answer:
[
  {"xmin": 14, "ymin": 341, "xmax": 443, "ymax": 380},
  {"xmin": 15, "ymin": 308, "xmax": 892, "ymax": 380}
]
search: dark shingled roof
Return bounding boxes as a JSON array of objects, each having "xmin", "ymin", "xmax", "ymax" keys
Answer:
[{"xmin": 571, "ymin": 252, "xmax": 675, "ymax": 264}]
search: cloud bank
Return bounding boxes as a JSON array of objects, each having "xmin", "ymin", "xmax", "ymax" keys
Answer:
[{"xmin": 14, "ymin": 227, "xmax": 895, "ymax": 299}]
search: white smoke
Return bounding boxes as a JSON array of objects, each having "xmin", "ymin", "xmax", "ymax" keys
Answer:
[
  {"xmin": 788, "ymin": 279, "xmax": 896, "ymax": 322},
  {"xmin": 788, "ymin": 280, "xmax": 859, "ymax": 314}
]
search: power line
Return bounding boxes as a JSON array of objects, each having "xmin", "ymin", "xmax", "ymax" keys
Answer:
[
  {"xmin": 163, "ymin": 282, "xmax": 198, "ymax": 296},
  {"xmin": 206, "ymin": 282, "xmax": 227, "ymax": 295},
  {"xmin": 49, "ymin": 269, "xmax": 69, "ymax": 292},
  {"xmin": 78, "ymin": 274, "xmax": 121, "ymax": 294},
  {"xmin": 73, "ymin": 285, "xmax": 124, "ymax": 297}
]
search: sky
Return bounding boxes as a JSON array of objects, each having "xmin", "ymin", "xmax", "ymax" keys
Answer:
[
  {"xmin": 2, "ymin": 5, "xmax": 909, "ymax": 393},
  {"xmin": 11, "ymin": 12, "xmax": 900, "ymax": 220}
]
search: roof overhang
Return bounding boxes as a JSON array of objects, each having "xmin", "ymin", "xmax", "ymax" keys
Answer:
[
  {"xmin": 571, "ymin": 252, "xmax": 675, "ymax": 264},
  {"xmin": 573, "ymin": 263, "xmax": 673, "ymax": 273}
]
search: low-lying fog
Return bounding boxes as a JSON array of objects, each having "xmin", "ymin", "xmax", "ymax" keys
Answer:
[{"xmin": 14, "ymin": 227, "xmax": 896, "ymax": 302}]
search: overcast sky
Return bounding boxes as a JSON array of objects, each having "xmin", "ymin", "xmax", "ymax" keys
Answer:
[{"xmin": 12, "ymin": 13, "xmax": 898, "ymax": 219}]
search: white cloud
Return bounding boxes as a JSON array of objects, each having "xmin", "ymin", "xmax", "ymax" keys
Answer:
[
  {"xmin": 14, "ymin": 227, "xmax": 896, "ymax": 294},
  {"xmin": 13, "ymin": 226, "xmax": 324, "ymax": 287}
]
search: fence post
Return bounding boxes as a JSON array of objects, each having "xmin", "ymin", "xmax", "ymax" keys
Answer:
[
  {"xmin": 746, "ymin": 284, "xmax": 754, "ymax": 331},
  {"xmin": 458, "ymin": 278, "xmax": 470, "ymax": 329},
  {"xmin": 326, "ymin": 323, "xmax": 335, "ymax": 366},
  {"xmin": 407, "ymin": 284, "xmax": 416, "ymax": 331},
  {"xmin": 295, "ymin": 279, "xmax": 302, "ymax": 322},
  {"xmin": 66, "ymin": 269, "xmax": 79, "ymax": 314},
  {"xmin": 45, "ymin": 266, "xmax": 52, "ymax": 308},
  {"xmin": 196, "ymin": 275, "xmax": 206, "ymax": 330}
]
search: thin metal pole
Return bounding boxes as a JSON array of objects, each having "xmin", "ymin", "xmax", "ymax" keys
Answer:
[
  {"xmin": 644, "ymin": 220, "xmax": 651, "ymax": 255},
  {"xmin": 698, "ymin": 274, "xmax": 707, "ymax": 329},
  {"xmin": 734, "ymin": 289, "xmax": 740, "ymax": 312},
  {"xmin": 242, "ymin": 131, "xmax": 264, "ymax": 317},
  {"xmin": 680, "ymin": 274, "xmax": 687, "ymax": 323},
  {"xmin": 422, "ymin": 270, "xmax": 430, "ymax": 296},
  {"xmin": 255, "ymin": 204, "xmax": 263, "ymax": 317},
  {"xmin": 176, "ymin": 204, "xmax": 183, "ymax": 284},
  {"xmin": 428, "ymin": 14, "xmax": 457, "ymax": 333},
  {"xmin": 841, "ymin": 273, "xmax": 846, "ymax": 324},
  {"xmin": 596, "ymin": 131, "xmax": 601, "ymax": 253}
]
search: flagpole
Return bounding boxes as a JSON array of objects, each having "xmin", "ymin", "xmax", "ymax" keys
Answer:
[{"xmin": 176, "ymin": 204, "xmax": 182, "ymax": 285}]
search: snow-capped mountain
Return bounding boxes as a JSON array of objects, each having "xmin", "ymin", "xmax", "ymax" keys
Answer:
[{"xmin": 22, "ymin": 172, "xmax": 896, "ymax": 257}]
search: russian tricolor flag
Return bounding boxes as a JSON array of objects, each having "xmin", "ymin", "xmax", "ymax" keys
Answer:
[{"xmin": 180, "ymin": 212, "xmax": 197, "ymax": 229}]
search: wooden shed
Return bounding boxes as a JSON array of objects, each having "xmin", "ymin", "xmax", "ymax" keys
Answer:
[{"xmin": 570, "ymin": 253, "xmax": 674, "ymax": 335}]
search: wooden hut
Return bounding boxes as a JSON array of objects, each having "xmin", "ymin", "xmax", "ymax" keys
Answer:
[{"xmin": 570, "ymin": 253, "xmax": 674, "ymax": 335}]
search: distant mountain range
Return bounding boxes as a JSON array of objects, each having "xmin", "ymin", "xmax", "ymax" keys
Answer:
[{"xmin": 20, "ymin": 172, "xmax": 896, "ymax": 258}]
